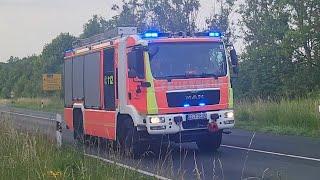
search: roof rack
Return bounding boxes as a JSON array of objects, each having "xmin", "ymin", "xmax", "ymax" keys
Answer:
[{"xmin": 72, "ymin": 27, "xmax": 137, "ymax": 48}]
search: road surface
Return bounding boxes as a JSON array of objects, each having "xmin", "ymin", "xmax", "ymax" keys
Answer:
[{"xmin": 0, "ymin": 106, "xmax": 319, "ymax": 180}]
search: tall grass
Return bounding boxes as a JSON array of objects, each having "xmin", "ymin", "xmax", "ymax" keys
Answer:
[
  {"xmin": 3, "ymin": 97, "xmax": 320, "ymax": 137},
  {"xmin": 0, "ymin": 120, "xmax": 150, "ymax": 180},
  {"xmin": 7, "ymin": 97, "xmax": 64, "ymax": 113},
  {"xmin": 236, "ymin": 98, "xmax": 320, "ymax": 137}
]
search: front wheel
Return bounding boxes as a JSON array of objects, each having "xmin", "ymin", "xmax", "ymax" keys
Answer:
[
  {"xmin": 117, "ymin": 119, "xmax": 146, "ymax": 158},
  {"xmin": 196, "ymin": 130, "xmax": 222, "ymax": 152}
]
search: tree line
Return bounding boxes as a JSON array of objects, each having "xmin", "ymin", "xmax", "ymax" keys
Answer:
[{"xmin": 0, "ymin": 0, "xmax": 319, "ymax": 100}]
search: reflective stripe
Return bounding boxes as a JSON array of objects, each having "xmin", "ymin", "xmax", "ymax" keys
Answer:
[
  {"xmin": 229, "ymin": 87, "xmax": 234, "ymax": 108},
  {"xmin": 145, "ymin": 52, "xmax": 158, "ymax": 114},
  {"xmin": 227, "ymin": 60, "xmax": 234, "ymax": 109}
]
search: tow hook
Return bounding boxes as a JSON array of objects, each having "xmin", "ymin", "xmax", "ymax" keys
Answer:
[{"xmin": 208, "ymin": 122, "xmax": 219, "ymax": 132}]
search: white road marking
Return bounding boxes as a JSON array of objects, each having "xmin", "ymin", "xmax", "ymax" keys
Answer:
[
  {"xmin": 84, "ymin": 153, "xmax": 172, "ymax": 180},
  {"xmin": 221, "ymin": 144, "xmax": 320, "ymax": 163},
  {"xmin": 0, "ymin": 110, "xmax": 53, "ymax": 121}
]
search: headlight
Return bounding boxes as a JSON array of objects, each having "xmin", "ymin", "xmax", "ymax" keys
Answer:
[
  {"xmin": 224, "ymin": 112, "xmax": 234, "ymax": 118},
  {"xmin": 149, "ymin": 117, "xmax": 165, "ymax": 124}
]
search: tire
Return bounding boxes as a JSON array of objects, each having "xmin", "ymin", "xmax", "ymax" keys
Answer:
[
  {"xmin": 196, "ymin": 130, "xmax": 222, "ymax": 152},
  {"xmin": 117, "ymin": 118, "xmax": 146, "ymax": 158},
  {"xmin": 73, "ymin": 110, "xmax": 84, "ymax": 144}
]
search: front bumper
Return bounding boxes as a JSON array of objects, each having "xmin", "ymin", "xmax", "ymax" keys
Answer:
[{"xmin": 145, "ymin": 110, "xmax": 235, "ymax": 135}]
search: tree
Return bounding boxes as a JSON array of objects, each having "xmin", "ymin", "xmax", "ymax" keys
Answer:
[
  {"xmin": 283, "ymin": 0, "xmax": 320, "ymax": 94},
  {"xmin": 236, "ymin": 0, "xmax": 291, "ymax": 99},
  {"xmin": 80, "ymin": 0, "xmax": 201, "ymax": 36},
  {"xmin": 81, "ymin": 15, "xmax": 110, "ymax": 38},
  {"xmin": 147, "ymin": 0, "xmax": 200, "ymax": 32},
  {"xmin": 205, "ymin": 0, "xmax": 236, "ymax": 42},
  {"xmin": 237, "ymin": 0, "xmax": 320, "ymax": 99},
  {"xmin": 41, "ymin": 33, "xmax": 75, "ymax": 74}
]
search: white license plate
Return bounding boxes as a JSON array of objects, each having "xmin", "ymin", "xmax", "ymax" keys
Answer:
[{"xmin": 186, "ymin": 113, "xmax": 207, "ymax": 121}]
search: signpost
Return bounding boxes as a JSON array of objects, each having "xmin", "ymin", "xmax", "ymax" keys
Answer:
[{"xmin": 42, "ymin": 74, "xmax": 62, "ymax": 91}]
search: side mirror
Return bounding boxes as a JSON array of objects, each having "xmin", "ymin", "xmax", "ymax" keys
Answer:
[
  {"xmin": 230, "ymin": 49, "xmax": 239, "ymax": 75},
  {"xmin": 141, "ymin": 82, "xmax": 151, "ymax": 88}
]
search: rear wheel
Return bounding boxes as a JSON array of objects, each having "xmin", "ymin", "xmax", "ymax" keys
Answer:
[
  {"xmin": 73, "ymin": 109, "xmax": 84, "ymax": 144},
  {"xmin": 196, "ymin": 130, "xmax": 222, "ymax": 152}
]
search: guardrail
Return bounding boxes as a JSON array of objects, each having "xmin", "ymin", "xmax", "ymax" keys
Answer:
[{"xmin": 0, "ymin": 109, "xmax": 62, "ymax": 147}]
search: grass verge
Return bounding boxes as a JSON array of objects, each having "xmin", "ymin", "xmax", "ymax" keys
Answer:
[
  {"xmin": 2, "ymin": 97, "xmax": 320, "ymax": 137},
  {"xmin": 235, "ymin": 98, "xmax": 320, "ymax": 137},
  {"xmin": 0, "ymin": 120, "xmax": 150, "ymax": 180},
  {"xmin": 1, "ymin": 98, "xmax": 64, "ymax": 113}
]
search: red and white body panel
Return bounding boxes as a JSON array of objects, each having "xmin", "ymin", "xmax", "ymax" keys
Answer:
[{"xmin": 64, "ymin": 34, "xmax": 235, "ymax": 140}]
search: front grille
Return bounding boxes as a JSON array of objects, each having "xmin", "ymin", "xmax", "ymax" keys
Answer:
[
  {"xmin": 166, "ymin": 89, "xmax": 220, "ymax": 108},
  {"xmin": 182, "ymin": 119, "xmax": 209, "ymax": 129}
]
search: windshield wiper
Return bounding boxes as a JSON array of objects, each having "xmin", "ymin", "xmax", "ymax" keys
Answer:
[
  {"xmin": 160, "ymin": 73, "xmax": 219, "ymax": 82},
  {"xmin": 200, "ymin": 73, "xmax": 219, "ymax": 79},
  {"xmin": 184, "ymin": 73, "xmax": 219, "ymax": 79},
  {"xmin": 164, "ymin": 75, "xmax": 191, "ymax": 81}
]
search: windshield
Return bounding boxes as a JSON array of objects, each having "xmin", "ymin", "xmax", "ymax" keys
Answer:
[{"xmin": 149, "ymin": 42, "xmax": 227, "ymax": 80}]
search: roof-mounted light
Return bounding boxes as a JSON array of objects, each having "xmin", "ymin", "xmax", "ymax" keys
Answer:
[
  {"xmin": 195, "ymin": 31, "xmax": 223, "ymax": 38},
  {"xmin": 144, "ymin": 32, "xmax": 159, "ymax": 38},
  {"xmin": 141, "ymin": 30, "xmax": 171, "ymax": 39},
  {"xmin": 209, "ymin": 32, "xmax": 222, "ymax": 37}
]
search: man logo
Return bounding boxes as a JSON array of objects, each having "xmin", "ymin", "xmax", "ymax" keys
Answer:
[{"xmin": 186, "ymin": 94, "xmax": 205, "ymax": 100}]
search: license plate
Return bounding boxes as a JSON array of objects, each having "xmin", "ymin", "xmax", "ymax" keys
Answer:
[{"xmin": 186, "ymin": 113, "xmax": 207, "ymax": 121}]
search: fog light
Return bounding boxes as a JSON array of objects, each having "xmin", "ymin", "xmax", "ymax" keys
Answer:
[
  {"xmin": 224, "ymin": 112, "xmax": 234, "ymax": 118},
  {"xmin": 150, "ymin": 126, "xmax": 166, "ymax": 130},
  {"xmin": 149, "ymin": 117, "xmax": 165, "ymax": 124}
]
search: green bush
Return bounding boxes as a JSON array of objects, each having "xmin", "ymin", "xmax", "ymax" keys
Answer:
[{"xmin": 235, "ymin": 98, "xmax": 320, "ymax": 137}]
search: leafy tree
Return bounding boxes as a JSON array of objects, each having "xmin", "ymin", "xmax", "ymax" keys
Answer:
[
  {"xmin": 81, "ymin": 15, "xmax": 109, "ymax": 38},
  {"xmin": 41, "ymin": 33, "xmax": 75, "ymax": 74},
  {"xmin": 236, "ymin": 0, "xmax": 291, "ymax": 99},
  {"xmin": 205, "ymin": 0, "xmax": 235, "ymax": 42},
  {"xmin": 146, "ymin": 0, "xmax": 200, "ymax": 32},
  {"xmin": 81, "ymin": 0, "xmax": 201, "ymax": 35},
  {"xmin": 0, "ymin": 33, "xmax": 75, "ymax": 98},
  {"xmin": 237, "ymin": 0, "xmax": 320, "ymax": 99}
]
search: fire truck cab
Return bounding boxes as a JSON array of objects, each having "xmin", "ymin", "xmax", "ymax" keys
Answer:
[{"xmin": 64, "ymin": 27, "xmax": 238, "ymax": 156}]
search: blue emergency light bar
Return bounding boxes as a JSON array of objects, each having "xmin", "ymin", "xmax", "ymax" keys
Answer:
[
  {"xmin": 142, "ymin": 31, "xmax": 171, "ymax": 39},
  {"xmin": 195, "ymin": 31, "xmax": 223, "ymax": 38},
  {"xmin": 209, "ymin": 32, "xmax": 222, "ymax": 37},
  {"xmin": 144, "ymin": 32, "xmax": 159, "ymax": 38},
  {"xmin": 142, "ymin": 30, "xmax": 223, "ymax": 39}
]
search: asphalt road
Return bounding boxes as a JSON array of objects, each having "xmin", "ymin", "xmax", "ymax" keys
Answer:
[{"xmin": 1, "ymin": 106, "xmax": 319, "ymax": 180}]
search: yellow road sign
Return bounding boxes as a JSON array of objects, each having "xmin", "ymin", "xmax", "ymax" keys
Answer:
[{"xmin": 43, "ymin": 74, "xmax": 62, "ymax": 91}]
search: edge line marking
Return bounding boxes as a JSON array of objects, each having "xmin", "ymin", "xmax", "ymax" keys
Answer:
[
  {"xmin": 221, "ymin": 144, "xmax": 320, "ymax": 162},
  {"xmin": 84, "ymin": 153, "xmax": 172, "ymax": 180},
  {"xmin": 0, "ymin": 111, "xmax": 53, "ymax": 121}
]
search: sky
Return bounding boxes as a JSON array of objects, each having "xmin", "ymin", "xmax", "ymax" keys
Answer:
[{"xmin": 0, "ymin": 0, "xmax": 241, "ymax": 62}]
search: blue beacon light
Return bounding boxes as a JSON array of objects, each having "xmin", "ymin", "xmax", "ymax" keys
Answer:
[
  {"xmin": 184, "ymin": 104, "xmax": 190, "ymax": 107},
  {"xmin": 144, "ymin": 32, "xmax": 159, "ymax": 38},
  {"xmin": 209, "ymin": 32, "xmax": 221, "ymax": 37}
]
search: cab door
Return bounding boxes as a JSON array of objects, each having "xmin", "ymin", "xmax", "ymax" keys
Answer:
[{"xmin": 104, "ymin": 48, "xmax": 116, "ymax": 111}]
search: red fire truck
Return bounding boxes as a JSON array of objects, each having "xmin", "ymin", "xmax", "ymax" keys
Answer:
[{"xmin": 64, "ymin": 27, "xmax": 238, "ymax": 156}]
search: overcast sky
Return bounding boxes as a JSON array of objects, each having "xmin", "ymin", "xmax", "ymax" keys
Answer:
[{"xmin": 0, "ymin": 0, "xmax": 240, "ymax": 62}]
